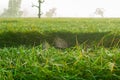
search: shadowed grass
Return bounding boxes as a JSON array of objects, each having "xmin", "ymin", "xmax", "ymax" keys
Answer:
[{"xmin": 0, "ymin": 31, "xmax": 120, "ymax": 48}]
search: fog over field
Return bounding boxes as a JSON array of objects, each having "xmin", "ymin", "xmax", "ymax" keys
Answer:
[{"xmin": 0, "ymin": 0, "xmax": 120, "ymax": 17}]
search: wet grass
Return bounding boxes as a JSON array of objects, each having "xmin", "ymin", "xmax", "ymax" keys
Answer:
[{"xmin": 0, "ymin": 18, "xmax": 120, "ymax": 80}]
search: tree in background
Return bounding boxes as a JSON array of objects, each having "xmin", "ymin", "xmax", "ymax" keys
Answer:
[
  {"xmin": 32, "ymin": 0, "xmax": 45, "ymax": 18},
  {"xmin": 0, "ymin": 0, "xmax": 22, "ymax": 17},
  {"xmin": 94, "ymin": 8, "xmax": 105, "ymax": 17},
  {"xmin": 45, "ymin": 8, "xmax": 56, "ymax": 18}
]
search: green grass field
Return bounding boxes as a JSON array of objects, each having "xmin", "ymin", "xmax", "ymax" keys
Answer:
[{"xmin": 0, "ymin": 18, "xmax": 120, "ymax": 80}]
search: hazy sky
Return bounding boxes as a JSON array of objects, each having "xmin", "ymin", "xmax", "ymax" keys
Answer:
[{"xmin": 0, "ymin": 0, "xmax": 120, "ymax": 17}]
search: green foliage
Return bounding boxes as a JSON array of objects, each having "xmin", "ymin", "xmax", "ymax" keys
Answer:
[
  {"xmin": 0, "ymin": 0, "xmax": 22, "ymax": 17},
  {"xmin": 0, "ymin": 18, "xmax": 120, "ymax": 80}
]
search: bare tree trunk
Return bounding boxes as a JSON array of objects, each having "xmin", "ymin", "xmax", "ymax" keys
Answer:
[{"xmin": 38, "ymin": 0, "xmax": 41, "ymax": 18}]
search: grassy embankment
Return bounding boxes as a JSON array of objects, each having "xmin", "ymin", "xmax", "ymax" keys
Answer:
[{"xmin": 0, "ymin": 18, "xmax": 120, "ymax": 80}]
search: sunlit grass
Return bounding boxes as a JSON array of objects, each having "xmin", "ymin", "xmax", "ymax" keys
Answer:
[{"xmin": 0, "ymin": 18, "xmax": 120, "ymax": 80}]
